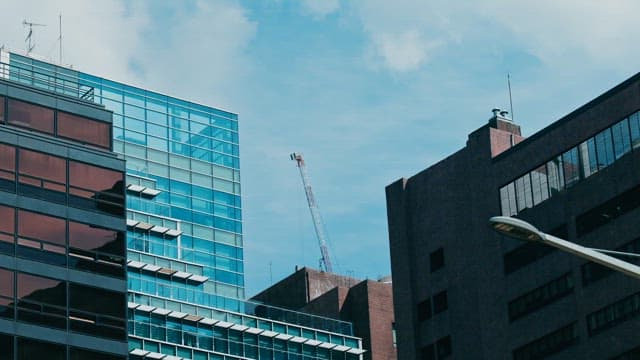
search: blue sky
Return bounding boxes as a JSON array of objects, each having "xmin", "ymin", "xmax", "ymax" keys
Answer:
[{"xmin": 2, "ymin": 1, "xmax": 640, "ymax": 296}]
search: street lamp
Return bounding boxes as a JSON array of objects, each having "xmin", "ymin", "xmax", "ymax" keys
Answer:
[{"xmin": 489, "ymin": 216, "xmax": 640, "ymax": 280}]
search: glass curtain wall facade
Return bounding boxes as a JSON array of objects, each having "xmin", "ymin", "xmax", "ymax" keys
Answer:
[
  {"xmin": 3, "ymin": 51, "xmax": 364, "ymax": 360},
  {"xmin": 0, "ymin": 73, "xmax": 128, "ymax": 359}
]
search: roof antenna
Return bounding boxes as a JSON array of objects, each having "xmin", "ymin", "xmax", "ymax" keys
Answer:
[
  {"xmin": 507, "ymin": 73, "xmax": 515, "ymax": 122},
  {"xmin": 23, "ymin": 19, "xmax": 46, "ymax": 56},
  {"xmin": 58, "ymin": 13, "xmax": 62, "ymax": 64}
]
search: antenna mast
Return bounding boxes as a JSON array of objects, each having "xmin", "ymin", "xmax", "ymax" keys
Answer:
[
  {"xmin": 22, "ymin": 19, "xmax": 46, "ymax": 56},
  {"xmin": 290, "ymin": 152, "xmax": 334, "ymax": 273},
  {"xmin": 508, "ymin": 73, "xmax": 514, "ymax": 122}
]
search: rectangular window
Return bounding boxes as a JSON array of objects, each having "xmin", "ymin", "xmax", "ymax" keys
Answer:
[
  {"xmin": 421, "ymin": 344, "xmax": 435, "ymax": 360},
  {"xmin": 515, "ymin": 174, "xmax": 533, "ymax": 211},
  {"xmin": 579, "ymin": 138, "xmax": 598, "ymax": 178},
  {"xmin": 17, "ymin": 272, "xmax": 67, "ymax": 329},
  {"xmin": 69, "ymin": 283, "xmax": 126, "ymax": 340},
  {"xmin": 17, "ymin": 337, "xmax": 65, "ymax": 360},
  {"xmin": 70, "ymin": 348, "xmax": 126, "ymax": 360},
  {"xmin": 17, "ymin": 149, "xmax": 66, "ymax": 203},
  {"xmin": 0, "ymin": 143, "xmax": 15, "ymax": 192},
  {"xmin": 530, "ymin": 165, "xmax": 549, "ymax": 205},
  {"xmin": 0, "ymin": 268, "xmax": 13, "ymax": 319},
  {"xmin": 595, "ymin": 127, "xmax": 614, "ymax": 170},
  {"xmin": 7, "ymin": 99, "xmax": 54, "ymax": 134},
  {"xmin": 436, "ymin": 336, "xmax": 452, "ymax": 359},
  {"xmin": 0, "ymin": 205, "xmax": 14, "ymax": 254},
  {"xmin": 587, "ymin": 291, "xmax": 640, "ymax": 336},
  {"xmin": 500, "ymin": 182, "xmax": 517, "ymax": 216},
  {"xmin": 0, "ymin": 333, "xmax": 13, "ymax": 360},
  {"xmin": 583, "ymin": 237, "xmax": 640, "ymax": 286},
  {"xmin": 576, "ymin": 185, "xmax": 640, "ymax": 237},
  {"xmin": 546, "ymin": 156, "xmax": 564, "ymax": 196},
  {"xmin": 430, "ymin": 248, "xmax": 445, "ymax": 272},
  {"xmin": 17, "ymin": 210, "xmax": 66, "ymax": 266},
  {"xmin": 433, "ymin": 291, "xmax": 448, "ymax": 314},
  {"xmin": 508, "ymin": 273, "xmax": 574, "ymax": 321},
  {"xmin": 68, "ymin": 221, "xmax": 125, "ymax": 278},
  {"xmin": 630, "ymin": 111, "xmax": 640, "ymax": 149},
  {"xmin": 612, "ymin": 118, "xmax": 631, "ymax": 159},
  {"xmin": 512, "ymin": 323, "xmax": 578, "ymax": 360},
  {"xmin": 0, "ymin": 96, "xmax": 4, "ymax": 123},
  {"xmin": 57, "ymin": 111, "xmax": 111, "ymax": 149},
  {"xmin": 562, "ymin": 147, "xmax": 580, "ymax": 187},
  {"xmin": 417, "ymin": 298, "xmax": 432, "ymax": 322},
  {"xmin": 68, "ymin": 161, "xmax": 124, "ymax": 216}
]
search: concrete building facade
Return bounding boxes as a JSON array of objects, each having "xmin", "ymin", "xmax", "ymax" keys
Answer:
[
  {"xmin": 252, "ymin": 267, "xmax": 396, "ymax": 360},
  {"xmin": 386, "ymin": 74, "xmax": 640, "ymax": 359}
]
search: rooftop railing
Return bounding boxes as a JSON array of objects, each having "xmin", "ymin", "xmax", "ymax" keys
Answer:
[{"xmin": 0, "ymin": 60, "xmax": 94, "ymax": 102}]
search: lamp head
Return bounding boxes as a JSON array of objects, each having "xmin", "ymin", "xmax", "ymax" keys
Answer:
[{"xmin": 489, "ymin": 216, "xmax": 544, "ymax": 242}]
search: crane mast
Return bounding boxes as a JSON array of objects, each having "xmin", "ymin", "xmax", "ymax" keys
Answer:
[{"xmin": 290, "ymin": 152, "xmax": 334, "ymax": 273}]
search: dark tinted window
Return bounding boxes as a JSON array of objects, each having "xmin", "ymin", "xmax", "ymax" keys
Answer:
[
  {"xmin": 69, "ymin": 283, "xmax": 126, "ymax": 340},
  {"xmin": 0, "ymin": 204, "xmax": 14, "ymax": 236},
  {"xmin": 0, "ymin": 332, "xmax": 12, "ymax": 360},
  {"xmin": 513, "ymin": 323, "xmax": 578, "ymax": 360},
  {"xmin": 69, "ymin": 221, "xmax": 124, "ymax": 256},
  {"xmin": 18, "ymin": 210, "xmax": 66, "ymax": 246},
  {"xmin": 17, "ymin": 272, "xmax": 66, "ymax": 307},
  {"xmin": 508, "ymin": 273, "xmax": 574, "ymax": 321},
  {"xmin": 576, "ymin": 185, "xmax": 640, "ymax": 237},
  {"xmin": 8, "ymin": 99, "xmax": 54, "ymax": 134},
  {"xmin": 421, "ymin": 344, "xmax": 435, "ymax": 360},
  {"xmin": 433, "ymin": 291, "xmax": 448, "ymax": 314},
  {"xmin": 18, "ymin": 149, "xmax": 66, "ymax": 187},
  {"xmin": 58, "ymin": 112, "xmax": 111, "ymax": 149},
  {"xmin": 0, "ymin": 268, "xmax": 13, "ymax": 320},
  {"xmin": 436, "ymin": 336, "xmax": 452, "ymax": 359},
  {"xmin": 69, "ymin": 161, "xmax": 124, "ymax": 215},
  {"xmin": 16, "ymin": 272, "xmax": 67, "ymax": 329},
  {"xmin": 0, "ymin": 144, "xmax": 15, "ymax": 190},
  {"xmin": 0, "ymin": 96, "xmax": 4, "ymax": 123},
  {"xmin": 418, "ymin": 298, "xmax": 432, "ymax": 322},
  {"xmin": 430, "ymin": 248, "xmax": 445, "ymax": 272},
  {"xmin": 70, "ymin": 348, "xmax": 125, "ymax": 360},
  {"xmin": 17, "ymin": 337, "xmax": 65, "ymax": 360}
]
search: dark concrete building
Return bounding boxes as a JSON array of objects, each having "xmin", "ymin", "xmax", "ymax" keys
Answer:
[
  {"xmin": 252, "ymin": 267, "xmax": 396, "ymax": 360},
  {"xmin": 0, "ymin": 69, "xmax": 128, "ymax": 359},
  {"xmin": 386, "ymin": 74, "xmax": 640, "ymax": 359}
]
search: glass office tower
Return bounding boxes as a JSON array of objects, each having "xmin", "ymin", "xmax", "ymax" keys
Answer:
[
  {"xmin": 3, "ymin": 50, "xmax": 364, "ymax": 360},
  {"xmin": 0, "ymin": 63, "xmax": 128, "ymax": 359}
]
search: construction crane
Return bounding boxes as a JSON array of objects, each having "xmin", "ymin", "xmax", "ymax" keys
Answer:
[{"xmin": 290, "ymin": 152, "xmax": 334, "ymax": 273}]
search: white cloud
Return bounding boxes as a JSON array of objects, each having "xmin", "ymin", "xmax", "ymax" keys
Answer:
[
  {"xmin": 370, "ymin": 30, "xmax": 441, "ymax": 72},
  {"xmin": 301, "ymin": 0, "xmax": 340, "ymax": 18}
]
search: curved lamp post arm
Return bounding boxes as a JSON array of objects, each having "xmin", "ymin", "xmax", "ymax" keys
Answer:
[{"xmin": 490, "ymin": 216, "xmax": 640, "ymax": 281}]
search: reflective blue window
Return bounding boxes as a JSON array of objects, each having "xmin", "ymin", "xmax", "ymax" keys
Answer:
[
  {"xmin": 630, "ymin": 112, "xmax": 640, "ymax": 149},
  {"xmin": 126, "ymin": 117, "xmax": 146, "ymax": 133},
  {"xmin": 171, "ymin": 180, "xmax": 191, "ymax": 195},
  {"xmin": 147, "ymin": 136, "xmax": 168, "ymax": 151},
  {"xmin": 124, "ymin": 129, "xmax": 146, "ymax": 145},
  {"xmin": 562, "ymin": 147, "xmax": 580, "ymax": 187},
  {"xmin": 612, "ymin": 118, "xmax": 631, "ymax": 159},
  {"xmin": 595, "ymin": 128, "xmax": 614, "ymax": 169}
]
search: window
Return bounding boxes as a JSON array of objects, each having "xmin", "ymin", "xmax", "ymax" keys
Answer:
[
  {"xmin": 508, "ymin": 273, "xmax": 574, "ymax": 321},
  {"xmin": 57, "ymin": 111, "xmax": 111, "ymax": 149},
  {"xmin": 611, "ymin": 345, "xmax": 640, "ymax": 360},
  {"xmin": 436, "ymin": 336, "xmax": 452, "ymax": 359},
  {"xmin": 417, "ymin": 298, "xmax": 432, "ymax": 322},
  {"xmin": 0, "ymin": 332, "xmax": 12, "ymax": 360},
  {"xmin": 17, "ymin": 210, "xmax": 66, "ymax": 266},
  {"xmin": 576, "ymin": 185, "xmax": 640, "ymax": 237},
  {"xmin": 0, "ymin": 96, "xmax": 4, "ymax": 123},
  {"xmin": 579, "ymin": 138, "xmax": 598, "ymax": 178},
  {"xmin": 430, "ymin": 248, "xmax": 445, "ymax": 272},
  {"xmin": 595, "ymin": 127, "xmax": 614, "ymax": 170},
  {"xmin": 0, "ymin": 205, "xmax": 14, "ymax": 255},
  {"xmin": 0, "ymin": 268, "xmax": 13, "ymax": 320},
  {"xmin": 612, "ymin": 118, "xmax": 631, "ymax": 159},
  {"xmin": 7, "ymin": 99, "xmax": 54, "ymax": 134},
  {"xmin": 17, "ymin": 337, "xmax": 65, "ymax": 360},
  {"xmin": 546, "ymin": 156, "xmax": 564, "ymax": 196},
  {"xmin": 421, "ymin": 344, "xmax": 435, "ymax": 360},
  {"xmin": 530, "ymin": 165, "xmax": 549, "ymax": 205},
  {"xmin": 69, "ymin": 161, "xmax": 124, "ymax": 215},
  {"xmin": 433, "ymin": 291, "xmax": 448, "ymax": 314},
  {"xmin": 70, "ymin": 348, "xmax": 126, "ymax": 360},
  {"xmin": 512, "ymin": 323, "xmax": 578, "ymax": 360},
  {"xmin": 562, "ymin": 147, "xmax": 580, "ymax": 187},
  {"xmin": 68, "ymin": 221, "xmax": 125, "ymax": 278},
  {"xmin": 16, "ymin": 272, "xmax": 67, "ymax": 329},
  {"xmin": 503, "ymin": 224, "xmax": 566, "ymax": 274},
  {"xmin": 515, "ymin": 174, "xmax": 533, "ymax": 211},
  {"xmin": 587, "ymin": 291, "xmax": 640, "ymax": 337},
  {"xmin": 630, "ymin": 112, "xmax": 640, "ymax": 149},
  {"xmin": 69, "ymin": 283, "xmax": 126, "ymax": 340},
  {"xmin": 0, "ymin": 143, "xmax": 15, "ymax": 192},
  {"xmin": 18, "ymin": 149, "xmax": 66, "ymax": 202}
]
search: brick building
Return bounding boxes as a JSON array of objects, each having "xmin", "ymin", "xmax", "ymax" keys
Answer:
[
  {"xmin": 386, "ymin": 73, "xmax": 640, "ymax": 359},
  {"xmin": 252, "ymin": 268, "xmax": 396, "ymax": 360}
]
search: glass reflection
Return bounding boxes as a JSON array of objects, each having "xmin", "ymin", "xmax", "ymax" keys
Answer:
[
  {"xmin": 69, "ymin": 161, "xmax": 124, "ymax": 215},
  {"xmin": 69, "ymin": 222, "xmax": 124, "ymax": 256},
  {"xmin": 7, "ymin": 99, "xmax": 55, "ymax": 134},
  {"xmin": 18, "ymin": 210, "xmax": 66, "ymax": 245},
  {"xmin": 0, "ymin": 144, "xmax": 15, "ymax": 192},
  {"xmin": 57, "ymin": 111, "xmax": 111, "ymax": 149}
]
